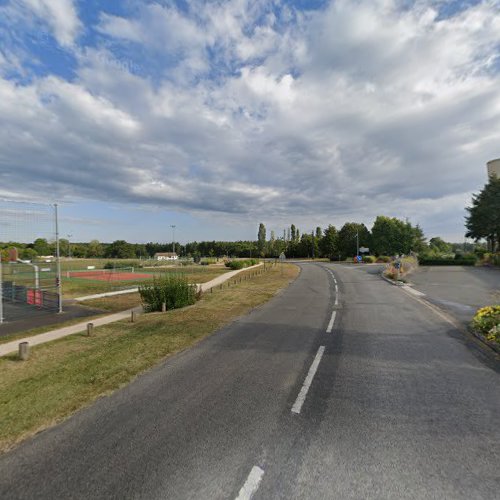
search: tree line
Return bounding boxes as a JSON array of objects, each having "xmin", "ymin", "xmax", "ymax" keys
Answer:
[
  {"xmin": 0, "ymin": 214, "xmax": 434, "ymax": 261},
  {"xmin": 2, "ymin": 197, "xmax": 495, "ymax": 263}
]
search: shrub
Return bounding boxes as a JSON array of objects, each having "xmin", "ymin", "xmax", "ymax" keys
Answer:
[
  {"xmin": 376, "ymin": 255, "xmax": 391, "ymax": 263},
  {"xmin": 225, "ymin": 259, "xmax": 258, "ymax": 270},
  {"xmin": 139, "ymin": 274, "xmax": 197, "ymax": 313},
  {"xmin": 481, "ymin": 253, "xmax": 500, "ymax": 267},
  {"xmin": 104, "ymin": 261, "xmax": 134, "ymax": 269},
  {"xmin": 362, "ymin": 255, "xmax": 377, "ymax": 263},
  {"xmin": 472, "ymin": 305, "xmax": 500, "ymax": 344},
  {"xmin": 418, "ymin": 257, "xmax": 476, "ymax": 266}
]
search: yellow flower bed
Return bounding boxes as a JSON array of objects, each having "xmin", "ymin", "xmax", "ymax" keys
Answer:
[{"xmin": 472, "ymin": 305, "xmax": 500, "ymax": 344}]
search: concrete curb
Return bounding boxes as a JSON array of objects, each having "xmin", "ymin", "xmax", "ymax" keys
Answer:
[
  {"xmin": 0, "ymin": 307, "xmax": 142, "ymax": 357},
  {"xmin": 380, "ymin": 273, "xmax": 405, "ymax": 286}
]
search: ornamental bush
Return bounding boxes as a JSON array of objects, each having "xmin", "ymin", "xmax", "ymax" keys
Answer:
[
  {"xmin": 472, "ymin": 305, "xmax": 500, "ymax": 344},
  {"xmin": 225, "ymin": 259, "xmax": 258, "ymax": 270},
  {"xmin": 139, "ymin": 274, "xmax": 197, "ymax": 313}
]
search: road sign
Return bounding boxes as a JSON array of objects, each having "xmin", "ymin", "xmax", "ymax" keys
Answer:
[
  {"xmin": 359, "ymin": 247, "xmax": 369, "ymax": 253},
  {"xmin": 394, "ymin": 262, "xmax": 401, "ymax": 269}
]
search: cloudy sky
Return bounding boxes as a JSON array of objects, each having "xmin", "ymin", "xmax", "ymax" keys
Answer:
[{"xmin": 0, "ymin": 0, "xmax": 499, "ymax": 244}]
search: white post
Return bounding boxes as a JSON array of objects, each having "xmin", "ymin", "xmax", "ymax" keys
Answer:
[
  {"xmin": 54, "ymin": 204, "xmax": 63, "ymax": 313},
  {"xmin": 0, "ymin": 258, "xmax": 4, "ymax": 324},
  {"xmin": 34, "ymin": 264, "xmax": 39, "ymax": 289}
]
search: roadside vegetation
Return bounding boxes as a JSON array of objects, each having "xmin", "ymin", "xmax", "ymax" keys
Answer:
[
  {"xmin": 139, "ymin": 274, "xmax": 197, "ymax": 312},
  {"xmin": 471, "ymin": 305, "xmax": 500, "ymax": 349},
  {"xmin": 0, "ymin": 263, "xmax": 299, "ymax": 453}
]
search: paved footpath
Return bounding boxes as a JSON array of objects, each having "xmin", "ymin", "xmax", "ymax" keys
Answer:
[
  {"xmin": 0, "ymin": 263, "xmax": 498, "ymax": 499},
  {"xmin": 0, "ymin": 264, "xmax": 263, "ymax": 357}
]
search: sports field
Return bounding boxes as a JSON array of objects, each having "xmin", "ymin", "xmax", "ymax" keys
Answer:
[{"xmin": 61, "ymin": 265, "xmax": 231, "ymax": 298}]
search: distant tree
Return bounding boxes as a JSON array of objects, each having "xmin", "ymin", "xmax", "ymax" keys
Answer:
[
  {"xmin": 257, "ymin": 223, "xmax": 266, "ymax": 256},
  {"xmin": 315, "ymin": 227, "xmax": 322, "ymax": 240},
  {"xmin": 465, "ymin": 175, "xmax": 500, "ymax": 251},
  {"xmin": 87, "ymin": 239, "xmax": 104, "ymax": 258},
  {"xmin": 33, "ymin": 238, "xmax": 51, "ymax": 256},
  {"xmin": 412, "ymin": 224, "xmax": 428, "ymax": 254},
  {"xmin": 338, "ymin": 222, "xmax": 371, "ymax": 259},
  {"xmin": 20, "ymin": 248, "xmax": 38, "ymax": 261},
  {"xmin": 320, "ymin": 225, "xmax": 339, "ymax": 259},
  {"xmin": 371, "ymin": 216, "xmax": 424, "ymax": 256},
  {"xmin": 290, "ymin": 224, "xmax": 296, "ymax": 242},
  {"xmin": 428, "ymin": 237, "xmax": 452, "ymax": 254},
  {"xmin": 105, "ymin": 240, "xmax": 136, "ymax": 259}
]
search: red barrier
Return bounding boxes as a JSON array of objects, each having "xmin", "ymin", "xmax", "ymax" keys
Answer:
[{"xmin": 27, "ymin": 289, "xmax": 43, "ymax": 306}]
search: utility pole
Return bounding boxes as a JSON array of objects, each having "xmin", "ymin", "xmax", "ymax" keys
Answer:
[
  {"xmin": 356, "ymin": 230, "xmax": 359, "ymax": 258},
  {"xmin": 170, "ymin": 225, "xmax": 176, "ymax": 254}
]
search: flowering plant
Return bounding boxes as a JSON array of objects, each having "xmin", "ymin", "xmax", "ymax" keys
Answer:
[{"xmin": 472, "ymin": 305, "xmax": 500, "ymax": 344}]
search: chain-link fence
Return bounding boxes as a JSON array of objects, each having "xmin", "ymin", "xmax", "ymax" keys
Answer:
[{"xmin": 0, "ymin": 201, "xmax": 62, "ymax": 324}]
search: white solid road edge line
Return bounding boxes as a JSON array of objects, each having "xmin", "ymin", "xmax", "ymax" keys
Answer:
[
  {"xmin": 291, "ymin": 346, "xmax": 326, "ymax": 414},
  {"xmin": 326, "ymin": 311, "xmax": 337, "ymax": 333},
  {"xmin": 235, "ymin": 466, "xmax": 265, "ymax": 500}
]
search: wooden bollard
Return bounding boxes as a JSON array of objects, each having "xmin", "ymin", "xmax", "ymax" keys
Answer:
[
  {"xmin": 131, "ymin": 311, "xmax": 137, "ymax": 323},
  {"xmin": 87, "ymin": 323, "xmax": 94, "ymax": 336},
  {"xmin": 161, "ymin": 302, "xmax": 167, "ymax": 313},
  {"xmin": 210, "ymin": 287, "xmax": 213, "ymax": 293},
  {"xmin": 18, "ymin": 342, "xmax": 29, "ymax": 361}
]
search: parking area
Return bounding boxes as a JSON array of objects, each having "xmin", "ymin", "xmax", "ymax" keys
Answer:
[{"xmin": 409, "ymin": 266, "xmax": 500, "ymax": 326}]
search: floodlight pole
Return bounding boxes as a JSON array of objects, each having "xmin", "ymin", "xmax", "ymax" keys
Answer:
[
  {"xmin": 54, "ymin": 204, "xmax": 63, "ymax": 313},
  {"xmin": 170, "ymin": 225, "xmax": 176, "ymax": 254},
  {"xmin": 67, "ymin": 234, "xmax": 72, "ymax": 259}
]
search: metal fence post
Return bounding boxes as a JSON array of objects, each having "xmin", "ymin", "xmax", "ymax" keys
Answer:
[{"xmin": 0, "ymin": 258, "xmax": 3, "ymax": 324}]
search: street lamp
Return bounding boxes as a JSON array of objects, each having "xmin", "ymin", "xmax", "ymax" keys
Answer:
[{"xmin": 170, "ymin": 225, "xmax": 176, "ymax": 254}]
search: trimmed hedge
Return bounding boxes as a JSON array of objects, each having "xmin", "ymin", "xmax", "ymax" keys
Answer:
[
  {"xmin": 419, "ymin": 258, "xmax": 476, "ymax": 266},
  {"xmin": 225, "ymin": 259, "xmax": 258, "ymax": 270}
]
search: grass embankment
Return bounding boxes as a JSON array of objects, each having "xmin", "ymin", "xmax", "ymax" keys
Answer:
[
  {"xmin": 0, "ymin": 263, "xmax": 298, "ymax": 453},
  {"xmin": 62, "ymin": 266, "xmax": 230, "ymax": 298}
]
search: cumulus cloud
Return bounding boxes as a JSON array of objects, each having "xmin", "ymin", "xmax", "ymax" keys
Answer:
[
  {"xmin": 0, "ymin": 0, "xmax": 499, "ymax": 240},
  {"xmin": 20, "ymin": 0, "xmax": 81, "ymax": 47}
]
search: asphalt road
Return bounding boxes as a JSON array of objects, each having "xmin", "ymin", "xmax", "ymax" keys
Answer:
[
  {"xmin": 0, "ymin": 263, "xmax": 498, "ymax": 499},
  {"xmin": 408, "ymin": 265, "xmax": 500, "ymax": 326}
]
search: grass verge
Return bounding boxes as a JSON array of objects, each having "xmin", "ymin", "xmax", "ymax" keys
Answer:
[{"xmin": 0, "ymin": 263, "xmax": 298, "ymax": 453}]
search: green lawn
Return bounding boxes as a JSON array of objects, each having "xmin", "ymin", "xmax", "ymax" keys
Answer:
[{"xmin": 0, "ymin": 263, "xmax": 298, "ymax": 452}]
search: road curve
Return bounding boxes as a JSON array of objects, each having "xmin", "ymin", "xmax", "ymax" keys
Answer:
[{"xmin": 0, "ymin": 263, "xmax": 498, "ymax": 499}]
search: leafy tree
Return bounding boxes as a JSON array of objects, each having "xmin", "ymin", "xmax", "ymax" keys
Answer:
[
  {"xmin": 105, "ymin": 240, "xmax": 136, "ymax": 259},
  {"xmin": 371, "ymin": 216, "xmax": 425, "ymax": 256},
  {"xmin": 290, "ymin": 224, "xmax": 296, "ymax": 242},
  {"xmin": 33, "ymin": 238, "xmax": 51, "ymax": 256},
  {"xmin": 338, "ymin": 223, "xmax": 371, "ymax": 259},
  {"xmin": 320, "ymin": 225, "xmax": 339, "ymax": 259},
  {"xmin": 257, "ymin": 223, "xmax": 266, "ymax": 256},
  {"xmin": 87, "ymin": 239, "xmax": 104, "ymax": 258},
  {"xmin": 20, "ymin": 248, "xmax": 38, "ymax": 261},
  {"xmin": 429, "ymin": 237, "xmax": 451, "ymax": 254},
  {"xmin": 466, "ymin": 176, "xmax": 500, "ymax": 251}
]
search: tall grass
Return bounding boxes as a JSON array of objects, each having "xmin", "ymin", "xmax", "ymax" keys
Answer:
[{"xmin": 139, "ymin": 274, "xmax": 197, "ymax": 312}]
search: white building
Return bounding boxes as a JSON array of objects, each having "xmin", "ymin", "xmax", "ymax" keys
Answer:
[
  {"xmin": 154, "ymin": 252, "xmax": 178, "ymax": 261},
  {"xmin": 487, "ymin": 158, "xmax": 500, "ymax": 178}
]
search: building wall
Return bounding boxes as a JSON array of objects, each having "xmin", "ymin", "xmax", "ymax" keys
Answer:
[{"xmin": 487, "ymin": 159, "xmax": 500, "ymax": 178}]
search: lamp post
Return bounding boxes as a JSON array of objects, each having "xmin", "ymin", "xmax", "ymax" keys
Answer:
[{"xmin": 170, "ymin": 225, "xmax": 176, "ymax": 255}]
